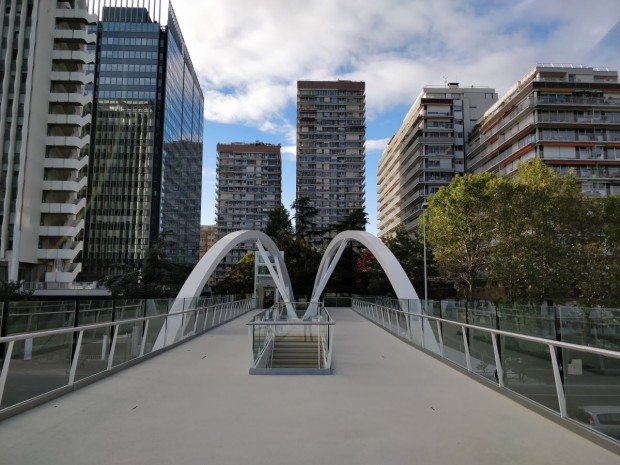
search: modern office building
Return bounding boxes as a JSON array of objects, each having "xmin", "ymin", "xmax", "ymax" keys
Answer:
[
  {"xmin": 199, "ymin": 224, "xmax": 217, "ymax": 258},
  {"xmin": 215, "ymin": 142, "xmax": 281, "ymax": 279},
  {"xmin": 296, "ymin": 80, "xmax": 366, "ymax": 239},
  {"xmin": 83, "ymin": 1, "xmax": 203, "ymax": 279},
  {"xmin": 0, "ymin": 0, "xmax": 96, "ymax": 285},
  {"xmin": 467, "ymin": 64, "xmax": 620, "ymax": 197},
  {"xmin": 377, "ymin": 84, "xmax": 497, "ymax": 238}
]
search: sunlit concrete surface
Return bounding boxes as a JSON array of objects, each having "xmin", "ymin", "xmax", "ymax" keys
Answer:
[{"xmin": 0, "ymin": 308, "xmax": 617, "ymax": 465}]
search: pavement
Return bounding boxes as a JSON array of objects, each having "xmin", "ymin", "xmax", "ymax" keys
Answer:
[{"xmin": 0, "ymin": 307, "xmax": 618, "ymax": 465}]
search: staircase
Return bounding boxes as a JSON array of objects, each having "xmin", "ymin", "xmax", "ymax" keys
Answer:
[{"xmin": 271, "ymin": 333, "xmax": 323, "ymax": 369}]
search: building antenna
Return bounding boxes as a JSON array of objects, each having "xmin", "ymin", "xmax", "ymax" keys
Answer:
[{"xmin": 443, "ymin": 75, "xmax": 448, "ymax": 87}]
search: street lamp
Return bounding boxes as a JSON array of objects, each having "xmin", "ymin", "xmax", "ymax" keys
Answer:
[{"xmin": 422, "ymin": 201, "xmax": 429, "ymax": 314}]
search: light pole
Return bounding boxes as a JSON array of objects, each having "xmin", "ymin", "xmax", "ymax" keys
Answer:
[{"xmin": 422, "ymin": 201, "xmax": 429, "ymax": 314}]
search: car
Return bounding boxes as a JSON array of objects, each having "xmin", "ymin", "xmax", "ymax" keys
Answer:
[{"xmin": 575, "ymin": 405, "xmax": 620, "ymax": 440}]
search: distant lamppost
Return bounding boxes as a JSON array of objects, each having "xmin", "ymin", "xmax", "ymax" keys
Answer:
[{"xmin": 422, "ymin": 201, "xmax": 429, "ymax": 313}]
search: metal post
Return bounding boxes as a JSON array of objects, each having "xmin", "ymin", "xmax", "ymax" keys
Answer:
[
  {"xmin": 549, "ymin": 343, "xmax": 567, "ymax": 417},
  {"xmin": 422, "ymin": 201, "xmax": 428, "ymax": 312}
]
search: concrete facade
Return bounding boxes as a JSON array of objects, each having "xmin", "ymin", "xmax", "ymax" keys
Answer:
[
  {"xmin": 377, "ymin": 84, "xmax": 497, "ymax": 238},
  {"xmin": 296, "ymin": 80, "xmax": 366, "ymax": 239},
  {"xmin": 0, "ymin": 0, "xmax": 96, "ymax": 285},
  {"xmin": 467, "ymin": 64, "xmax": 620, "ymax": 197},
  {"xmin": 215, "ymin": 143, "xmax": 281, "ymax": 280}
]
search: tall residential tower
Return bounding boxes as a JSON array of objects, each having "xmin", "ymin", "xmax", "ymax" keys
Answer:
[
  {"xmin": 296, "ymin": 80, "xmax": 366, "ymax": 238},
  {"xmin": 0, "ymin": 0, "xmax": 96, "ymax": 285},
  {"xmin": 377, "ymin": 84, "xmax": 497, "ymax": 238},
  {"xmin": 215, "ymin": 142, "xmax": 281, "ymax": 279}
]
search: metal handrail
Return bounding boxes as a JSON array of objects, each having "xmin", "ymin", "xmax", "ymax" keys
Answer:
[{"xmin": 353, "ymin": 300, "xmax": 620, "ymax": 360}]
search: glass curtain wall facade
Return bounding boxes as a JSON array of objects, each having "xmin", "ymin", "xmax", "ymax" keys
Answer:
[
  {"xmin": 84, "ymin": 2, "xmax": 203, "ymax": 279},
  {"xmin": 160, "ymin": 6, "xmax": 203, "ymax": 267}
]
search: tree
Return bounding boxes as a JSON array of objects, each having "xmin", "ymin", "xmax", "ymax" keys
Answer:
[
  {"xmin": 214, "ymin": 252, "xmax": 255, "ymax": 295},
  {"xmin": 490, "ymin": 160, "xmax": 585, "ymax": 304},
  {"xmin": 425, "ymin": 172, "xmax": 498, "ymax": 299},
  {"xmin": 0, "ymin": 280, "xmax": 33, "ymax": 302},
  {"xmin": 263, "ymin": 204, "xmax": 294, "ymax": 248},
  {"xmin": 385, "ymin": 224, "xmax": 431, "ymax": 298},
  {"xmin": 103, "ymin": 234, "xmax": 192, "ymax": 299},
  {"xmin": 291, "ymin": 197, "xmax": 321, "ymax": 241},
  {"xmin": 332, "ymin": 209, "xmax": 368, "ymax": 233}
]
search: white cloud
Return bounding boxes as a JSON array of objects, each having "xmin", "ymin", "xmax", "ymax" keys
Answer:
[
  {"xmin": 366, "ymin": 138, "xmax": 391, "ymax": 154},
  {"xmin": 281, "ymin": 145, "xmax": 297, "ymax": 162}
]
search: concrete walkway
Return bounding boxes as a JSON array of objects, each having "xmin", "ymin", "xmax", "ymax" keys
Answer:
[{"xmin": 0, "ymin": 308, "xmax": 617, "ymax": 465}]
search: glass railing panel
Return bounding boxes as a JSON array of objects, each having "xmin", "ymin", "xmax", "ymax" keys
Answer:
[
  {"xmin": 111, "ymin": 321, "xmax": 143, "ymax": 367},
  {"xmin": 440, "ymin": 320, "xmax": 467, "ymax": 368},
  {"xmin": 559, "ymin": 307, "xmax": 620, "ymax": 351},
  {"xmin": 143, "ymin": 315, "xmax": 166, "ymax": 356},
  {"xmin": 78, "ymin": 300, "xmax": 113, "ymax": 325},
  {"xmin": 195, "ymin": 309, "xmax": 207, "ymax": 333},
  {"xmin": 114, "ymin": 299, "xmax": 144, "ymax": 321},
  {"xmin": 165, "ymin": 313, "xmax": 184, "ymax": 346},
  {"xmin": 563, "ymin": 347, "xmax": 620, "ymax": 442},
  {"xmin": 75, "ymin": 327, "xmax": 110, "ymax": 381},
  {"xmin": 1, "ymin": 333, "xmax": 72, "ymax": 408},
  {"xmin": 501, "ymin": 335, "xmax": 559, "ymax": 413},
  {"xmin": 498, "ymin": 305, "xmax": 556, "ymax": 339},
  {"xmin": 182, "ymin": 310, "xmax": 197, "ymax": 337},
  {"xmin": 7, "ymin": 301, "xmax": 75, "ymax": 335},
  {"xmin": 468, "ymin": 329, "xmax": 497, "ymax": 382}
]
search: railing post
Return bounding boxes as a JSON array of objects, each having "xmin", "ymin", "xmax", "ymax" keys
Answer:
[
  {"xmin": 0, "ymin": 340, "xmax": 15, "ymax": 407},
  {"xmin": 248, "ymin": 325, "xmax": 255, "ymax": 368},
  {"xmin": 107, "ymin": 324, "xmax": 120, "ymax": 370},
  {"xmin": 69, "ymin": 330, "xmax": 84, "ymax": 385},
  {"xmin": 140, "ymin": 320, "xmax": 149, "ymax": 357},
  {"xmin": 491, "ymin": 333, "xmax": 504, "ymax": 387},
  {"xmin": 462, "ymin": 325, "xmax": 472, "ymax": 371},
  {"xmin": 549, "ymin": 344, "xmax": 567, "ymax": 417},
  {"xmin": 436, "ymin": 320, "xmax": 444, "ymax": 357}
]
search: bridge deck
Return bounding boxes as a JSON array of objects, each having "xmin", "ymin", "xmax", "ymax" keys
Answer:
[{"xmin": 0, "ymin": 308, "xmax": 617, "ymax": 465}]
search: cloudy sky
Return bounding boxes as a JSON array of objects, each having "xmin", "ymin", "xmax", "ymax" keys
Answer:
[{"xmin": 165, "ymin": 0, "xmax": 619, "ymax": 234}]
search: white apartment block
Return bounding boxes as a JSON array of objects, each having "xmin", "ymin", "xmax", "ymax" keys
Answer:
[
  {"xmin": 467, "ymin": 64, "xmax": 620, "ymax": 197},
  {"xmin": 0, "ymin": 0, "xmax": 95, "ymax": 285},
  {"xmin": 296, "ymin": 80, "xmax": 365, "ymax": 238},
  {"xmin": 377, "ymin": 83, "xmax": 497, "ymax": 238}
]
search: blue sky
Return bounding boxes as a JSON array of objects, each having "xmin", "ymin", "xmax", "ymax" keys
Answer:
[{"xmin": 166, "ymin": 0, "xmax": 620, "ymax": 235}]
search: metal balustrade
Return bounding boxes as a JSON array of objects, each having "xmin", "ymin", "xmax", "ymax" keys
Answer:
[
  {"xmin": 352, "ymin": 298, "xmax": 620, "ymax": 443},
  {"xmin": 247, "ymin": 302, "xmax": 335, "ymax": 374},
  {"xmin": 0, "ymin": 296, "xmax": 254, "ymax": 418}
]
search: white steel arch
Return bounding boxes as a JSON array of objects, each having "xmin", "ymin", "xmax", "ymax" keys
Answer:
[
  {"xmin": 307, "ymin": 231, "xmax": 438, "ymax": 351},
  {"xmin": 311, "ymin": 231, "xmax": 419, "ymax": 303},
  {"xmin": 154, "ymin": 230, "xmax": 295, "ymax": 348}
]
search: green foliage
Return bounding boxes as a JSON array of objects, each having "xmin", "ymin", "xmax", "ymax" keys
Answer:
[
  {"xmin": 425, "ymin": 172, "xmax": 498, "ymax": 299},
  {"xmin": 332, "ymin": 209, "xmax": 368, "ymax": 233},
  {"xmin": 214, "ymin": 252, "xmax": 255, "ymax": 295},
  {"xmin": 263, "ymin": 204, "xmax": 294, "ymax": 247},
  {"xmin": 102, "ymin": 234, "xmax": 192, "ymax": 299},
  {"xmin": 0, "ymin": 280, "xmax": 33, "ymax": 302},
  {"xmin": 425, "ymin": 159, "xmax": 620, "ymax": 306},
  {"xmin": 291, "ymin": 197, "xmax": 322, "ymax": 241}
]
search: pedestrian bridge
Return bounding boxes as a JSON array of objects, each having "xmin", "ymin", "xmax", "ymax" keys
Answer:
[{"xmin": 0, "ymin": 302, "xmax": 619, "ymax": 464}]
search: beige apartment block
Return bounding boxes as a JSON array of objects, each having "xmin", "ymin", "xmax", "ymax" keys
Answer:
[
  {"xmin": 467, "ymin": 64, "xmax": 620, "ymax": 198},
  {"xmin": 377, "ymin": 84, "xmax": 497, "ymax": 238}
]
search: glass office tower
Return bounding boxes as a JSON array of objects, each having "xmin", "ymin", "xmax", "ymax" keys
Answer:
[{"xmin": 84, "ymin": 1, "xmax": 203, "ymax": 279}]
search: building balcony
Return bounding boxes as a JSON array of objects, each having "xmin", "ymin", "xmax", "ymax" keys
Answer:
[
  {"xmin": 44, "ymin": 262, "xmax": 82, "ymax": 284},
  {"xmin": 46, "ymin": 135, "xmax": 89, "ymax": 149},
  {"xmin": 49, "ymin": 92, "xmax": 91, "ymax": 105},
  {"xmin": 37, "ymin": 241, "xmax": 83, "ymax": 260},
  {"xmin": 42, "ymin": 175, "xmax": 88, "ymax": 192},
  {"xmin": 40, "ymin": 198, "xmax": 86, "ymax": 215},
  {"xmin": 53, "ymin": 29, "xmax": 97, "ymax": 44},
  {"xmin": 52, "ymin": 49, "xmax": 95, "ymax": 64},
  {"xmin": 50, "ymin": 71, "xmax": 94, "ymax": 85},
  {"xmin": 55, "ymin": 6, "xmax": 98, "ymax": 24},
  {"xmin": 47, "ymin": 113, "xmax": 91, "ymax": 127},
  {"xmin": 39, "ymin": 219, "xmax": 85, "ymax": 238},
  {"xmin": 44, "ymin": 155, "xmax": 88, "ymax": 171}
]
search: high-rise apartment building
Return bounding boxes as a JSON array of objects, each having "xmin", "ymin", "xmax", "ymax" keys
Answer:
[
  {"xmin": 83, "ymin": 1, "xmax": 203, "ymax": 279},
  {"xmin": 296, "ymin": 80, "xmax": 365, "ymax": 238},
  {"xmin": 467, "ymin": 64, "xmax": 620, "ymax": 197},
  {"xmin": 215, "ymin": 142, "xmax": 281, "ymax": 279},
  {"xmin": 377, "ymin": 84, "xmax": 497, "ymax": 238},
  {"xmin": 0, "ymin": 0, "xmax": 96, "ymax": 285},
  {"xmin": 199, "ymin": 224, "xmax": 217, "ymax": 258}
]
